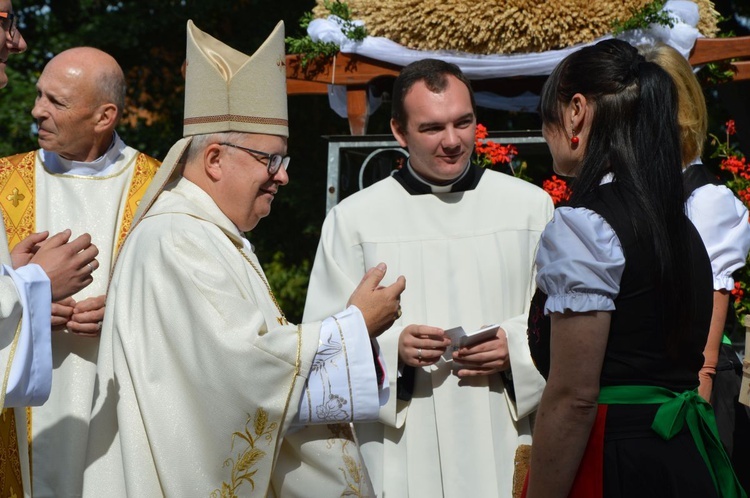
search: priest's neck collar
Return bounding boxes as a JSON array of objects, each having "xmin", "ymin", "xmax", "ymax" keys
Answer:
[
  {"xmin": 41, "ymin": 132, "xmax": 124, "ymax": 176},
  {"xmin": 394, "ymin": 160, "xmax": 484, "ymax": 195}
]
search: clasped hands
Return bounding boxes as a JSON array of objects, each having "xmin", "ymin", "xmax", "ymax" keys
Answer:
[
  {"xmin": 398, "ymin": 325, "xmax": 510, "ymax": 377},
  {"xmin": 11, "ymin": 229, "xmax": 102, "ymax": 337}
]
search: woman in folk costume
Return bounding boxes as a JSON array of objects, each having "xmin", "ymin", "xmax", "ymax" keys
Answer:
[
  {"xmin": 642, "ymin": 43, "xmax": 750, "ymax": 490},
  {"xmin": 524, "ymin": 38, "xmax": 746, "ymax": 497}
]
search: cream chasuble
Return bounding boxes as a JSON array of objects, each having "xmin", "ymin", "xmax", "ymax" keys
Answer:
[
  {"xmin": 84, "ymin": 178, "xmax": 382, "ymax": 498},
  {"xmin": 0, "ymin": 139, "xmax": 161, "ymax": 497},
  {"xmin": 304, "ymin": 170, "xmax": 553, "ymax": 498}
]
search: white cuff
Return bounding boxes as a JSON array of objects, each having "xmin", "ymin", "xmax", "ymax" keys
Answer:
[
  {"xmin": 295, "ymin": 305, "xmax": 384, "ymax": 424},
  {"xmin": 2, "ymin": 263, "xmax": 52, "ymax": 407}
]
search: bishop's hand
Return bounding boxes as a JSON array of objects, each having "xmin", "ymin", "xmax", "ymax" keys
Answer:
[{"xmin": 347, "ymin": 262, "xmax": 406, "ymax": 338}]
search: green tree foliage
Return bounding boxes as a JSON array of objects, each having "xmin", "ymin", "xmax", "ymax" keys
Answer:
[
  {"xmin": 0, "ymin": 0, "xmax": 342, "ymax": 320},
  {"xmin": 2, "ymin": 1, "xmax": 747, "ymax": 322}
]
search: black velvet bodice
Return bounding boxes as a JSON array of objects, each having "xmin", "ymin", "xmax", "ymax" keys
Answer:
[{"xmin": 527, "ymin": 184, "xmax": 713, "ymax": 392}]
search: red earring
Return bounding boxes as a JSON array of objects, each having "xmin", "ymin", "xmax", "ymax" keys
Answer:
[{"xmin": 571, "ymin": 136, "xmax": 580, "ymax": 145}]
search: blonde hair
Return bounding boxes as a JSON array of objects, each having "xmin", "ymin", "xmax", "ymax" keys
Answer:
[{"xmin": 641, "ymin": 44, "xmax": 707, "ymax": 166}]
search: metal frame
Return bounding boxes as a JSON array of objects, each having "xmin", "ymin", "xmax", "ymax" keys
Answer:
[{"xmin": 324, "ymin": 132, "xmax": 548, "ymax": 213}]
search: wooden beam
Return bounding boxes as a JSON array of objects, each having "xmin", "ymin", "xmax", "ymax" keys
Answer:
[
  {"xmin": 285, "ymin": 37, "xmax": 750, "ymax": 133},
  {"xmin": 731, "ymin": 61, "xmax": 750, "ymax": 81},
  {"xmin": 689, "ymin": 36, "xmax": 750, "ymax": 66},
  {"xmin": 286, "ymin": 53, "xmax": 401, "ymax": 89}
]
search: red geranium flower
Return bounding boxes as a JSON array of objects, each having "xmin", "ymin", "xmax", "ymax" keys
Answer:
[
  {"xmin": 542, "ymin": 175, "xmax": 571, "ymax": 205},
  {"xmin": 727, "ymin": 119, "xmax": 736, "ymax": 136}
]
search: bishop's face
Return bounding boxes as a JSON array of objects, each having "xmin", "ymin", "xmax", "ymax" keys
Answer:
[
  {"xmin": 218, "ymin": 133, "xmax": 289, "ymax": 232},
  {"xmin": 391, "ymin": 75, "xmax": 476, "ymax": 183}
]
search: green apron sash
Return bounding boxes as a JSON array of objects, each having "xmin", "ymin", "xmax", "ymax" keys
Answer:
[{"xmin": 598, "ymin": 385, "xmax": 746, "ymax": 498}]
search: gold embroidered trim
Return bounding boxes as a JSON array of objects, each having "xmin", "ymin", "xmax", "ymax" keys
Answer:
[
  {"xmin": 332, "ymin": 316, "xmax": 355, "ymax": 421},
  {"xmin": 0, "ymin": 318, "xmax": 22, "ymax": 410},
  {"xmin": 0, "ymin": 319, "xmax": 25, "ymax": 497},
  {"xmin": 236, "ymin": 247, "xmax": 288, "ymax": 326},
  {"xmin": 326, "ymin": 424, "xmax": 367, "ymax": 497},
  {"xmin": 184, "ymin": 115, "xmax": 287, "ymax": 127},
  {"xmin": 280, "ymin": 324, "xmax": 303, "ymax": 421},
  {"xmin": 0, "ymin": 152, "xmax": 36, "ymax": 250},
  {"xmin": 0, "ymin": 408, "xmax": 24, "ymax": 496},
  {"xmin": 210, "ymin": 408, "xmax": 278, "ymax": 498},
  {"xmin": 114, "ymin": 153, "xmax": 162, "ymax": 256}
]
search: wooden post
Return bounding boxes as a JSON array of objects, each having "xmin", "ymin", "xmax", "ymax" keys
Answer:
[{"xmin": 346, "ymin": 85, "xmax": 370, "ymax": 136}]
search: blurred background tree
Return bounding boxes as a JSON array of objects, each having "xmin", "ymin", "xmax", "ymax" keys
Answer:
[{"xmin": 0, "ymin": 0, "xmax": 747, "ymax": 322}]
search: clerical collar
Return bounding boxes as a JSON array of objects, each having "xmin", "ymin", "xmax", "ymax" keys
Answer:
[
  {"xmin": 393, "ymin": 160, "xmax": 485, "ymax": 195},
  {"xmin": 40, "ymin": 132, "xmax": 124, "ymax": 176}
]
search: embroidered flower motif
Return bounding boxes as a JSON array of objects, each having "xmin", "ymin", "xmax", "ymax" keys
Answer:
[
  {"xmin": 316, "ymin": 394, "xmax": 350, "ymax": 421},
  {"xmin": 211, "ymin": 408, "xmax": 278, "ymax": 498}
]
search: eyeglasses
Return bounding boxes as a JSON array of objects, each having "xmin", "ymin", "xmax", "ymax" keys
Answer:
[
  {"xmin": 219, "ymin": 142, "xmax": 290, "ymax": 175},
  {"xmin": 0, "ymin": 12, "xmax": 18, "ymax": 42}
]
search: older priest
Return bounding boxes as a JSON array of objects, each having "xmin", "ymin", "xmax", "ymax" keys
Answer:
[
  {"xmin": 0, "ymin": 47, "xmax": 161, "ymax": 496},
  {"xmin": 83, "ymin": 20, "xmax": 404, "ymax": 497}
]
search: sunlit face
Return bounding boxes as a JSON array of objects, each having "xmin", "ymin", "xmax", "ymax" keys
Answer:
[
  {"xmin": 392, "ymin": 75, "xmax": 476, "ymax": 183},
  {"xmin": 218, "ymin": 133, "xmax": 289, "ymax": 232},
  {"xmin": 0, "ymin": 0, "xmax": 27, "ymax": 90},
  {"xmin": 31, "ymin": 56, "xmax": 101, "ymax": 161}
]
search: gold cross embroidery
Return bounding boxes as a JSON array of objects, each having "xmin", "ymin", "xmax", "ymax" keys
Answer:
[{"xmin": 6, "ymin": 188, "xmax": 24, "ymax": 207}]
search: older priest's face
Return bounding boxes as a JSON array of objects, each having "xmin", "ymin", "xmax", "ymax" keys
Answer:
[{"xmin": 217, "ymin": 133, "xmax": 289, "ymax": 232}]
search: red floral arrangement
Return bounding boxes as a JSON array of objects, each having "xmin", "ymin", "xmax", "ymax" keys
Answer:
[
  {"xmin": 542, "ymin": 175, "xmax": 571, "ymax": 205},
  {"xmin": 474, "ymin": 124, "xmax": 518, "ymax": 167},
  {"xmin": 474, "ymin": 123, "xmax": 571, "ymax": 205},
  {"xmin": 710, "ymin": 119, "xmax": 750, "ymax": 312}
]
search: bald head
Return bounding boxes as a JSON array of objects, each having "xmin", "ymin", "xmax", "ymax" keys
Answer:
[
  {"xmin": 32, "ymin": 47, "xmax": 126, "ymax": 161},
  {"xmin": 47, "ymin": 47, "xmax": 126, "ymax": 117}
]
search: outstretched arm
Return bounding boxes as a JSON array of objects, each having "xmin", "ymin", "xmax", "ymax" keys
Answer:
[{"xmin": 526, "ymin": 311, "xmax": 609, "ymax": 498}]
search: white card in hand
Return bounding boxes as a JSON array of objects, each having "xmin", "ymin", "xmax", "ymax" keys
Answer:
[{"xmin": 442, "ymin": 324, "xmax": 500, "ymax": 360}]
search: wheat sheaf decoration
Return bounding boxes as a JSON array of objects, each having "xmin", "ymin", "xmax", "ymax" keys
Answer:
[{"xmin": 312, "ymin": 0, "xmax": 719, "ymax": 55}]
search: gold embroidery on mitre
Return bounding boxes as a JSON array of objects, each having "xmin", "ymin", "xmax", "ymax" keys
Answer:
[
  {"xmin": 211, "ymin": 408, "xmax": 278, "ymax": 497},
  {"xmin": 115, "ymin": 153, "xmax": 162, "ymax": 256},
  {"xmin": 0, "ymin": 151, "xmax": 36, "ymax": 250}
]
